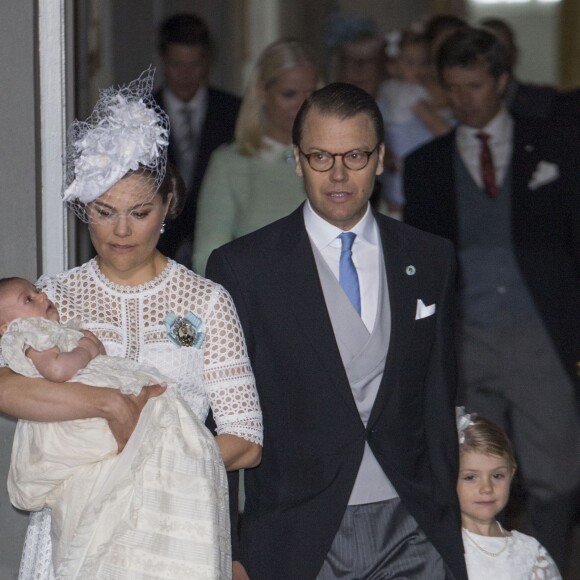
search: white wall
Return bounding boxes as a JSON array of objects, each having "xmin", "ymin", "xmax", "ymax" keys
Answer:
[
  {"xmin": 468, "ymin": 0, "xmax": 561, "ymax": 85},
  {"xmin": 0, "ymin": 0, "xmax": 39, "ymax": 576}
]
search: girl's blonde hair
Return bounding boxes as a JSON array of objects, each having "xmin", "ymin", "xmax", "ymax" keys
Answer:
[
  {"xmin": 235, "ymin": 38, "xmax": 318, "ymax": 157},
  {"xmin": 461, "ymin": 416, "xmax": 517, "ymax": 473}
]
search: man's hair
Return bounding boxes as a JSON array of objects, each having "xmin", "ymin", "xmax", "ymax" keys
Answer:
[
  {"xmin": 158, "ymin": 13, "xmax": 212, "ymax": 55},
  {"xmin": 437, "ymin": 26, "xmax": 510, "ymax": 81},
  {"xmin": 292, "ymin": 82, "xmax": 384, "ymax": 146},
  {"xmin": 480, "ymin": 17, "xmax": 518, "ymax": 70},
  {"xmin": 423, "ymin": 14, "xmax": 467, "ymax": 47}
]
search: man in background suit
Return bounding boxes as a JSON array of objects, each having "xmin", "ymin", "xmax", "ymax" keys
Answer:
[
  {"xmin": 207, "ymin": 83, "xmax": 467, "ymax": 580},
  {"xmin": 404, "ymin": 27, "xmax": 580, "ymax": 571},
  {"xmin": 154, "ymin": 13, "xmax": 240, "ymax": 266}
]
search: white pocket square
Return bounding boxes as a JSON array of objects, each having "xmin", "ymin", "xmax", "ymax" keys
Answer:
[
  {"xmin": 528, "ymin": 160, "xmax": 559, "ymax": 190},
  {"xmin": 415, "ymin": 299, "xmax": 436, "ymax": 320}
]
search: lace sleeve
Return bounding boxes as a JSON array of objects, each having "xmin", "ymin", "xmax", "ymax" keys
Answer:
[
  {"xmin": 532, "ymin": 545, "xmax": 563, "ymax": 580},
  {"xmin": 203, "ymin": 285, "xmax": 263, "ymax": 445}
]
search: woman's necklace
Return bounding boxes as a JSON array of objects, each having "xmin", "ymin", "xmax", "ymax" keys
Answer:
[{"xmin": 462, "ymin": 521, "xmax": 508, "ymax": 557}]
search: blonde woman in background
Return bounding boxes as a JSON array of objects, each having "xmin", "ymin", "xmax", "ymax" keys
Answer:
[{"xmin": 192, "ymin": 38, "xmax": 319, "ymax": 274}]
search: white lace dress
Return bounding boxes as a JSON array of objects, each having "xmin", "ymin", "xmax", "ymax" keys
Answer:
[
  {"xmin": 9, "ymin": 259, "xmax": 262, "ymax": 580},
  {"xmin": 463, "ymin": 528, "xmax": 562, "ymax": 580}
]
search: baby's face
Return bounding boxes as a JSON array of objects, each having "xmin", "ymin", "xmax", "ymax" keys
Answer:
[
  {"xmin": 397, "ymin": 44, "xmax": 428, "ymax": 84},
  {"xmin": 0, "ymin": 279, "xmax": 59, "ymax": 333}
]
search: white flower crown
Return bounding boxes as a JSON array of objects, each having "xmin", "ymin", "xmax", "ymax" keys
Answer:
[
  {"xmin": 456, "ymin": 406, "xmax": 476, "ymax": 445},
  {"xmin": 62, "ymin": 67, "xmax": 169, "ymax": 219}
]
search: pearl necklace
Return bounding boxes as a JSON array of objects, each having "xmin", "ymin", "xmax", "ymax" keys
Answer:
[{"xmin": 462, "ymin": 521, "xmax": 508, "ymax": 557}]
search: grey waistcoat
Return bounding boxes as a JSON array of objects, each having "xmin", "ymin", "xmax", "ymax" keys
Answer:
[
  {"xmin": 454, "ymin": 150, "xmax": 538, "ymax": 326},
  {"xmin": 311, "ymin": 241, "xmax": 398, "ymax": 504}
]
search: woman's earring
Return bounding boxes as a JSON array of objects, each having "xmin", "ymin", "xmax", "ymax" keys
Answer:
[{"xmin": 160, "ymin": 222, "xmax": 166, "ymax": 234}]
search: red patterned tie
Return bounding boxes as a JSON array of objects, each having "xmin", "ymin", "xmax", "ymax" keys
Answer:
[{"xmin": 476, "ymin": 132, "xmax": 498, "ymax": 198}]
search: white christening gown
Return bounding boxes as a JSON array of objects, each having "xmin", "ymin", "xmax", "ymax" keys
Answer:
[{"xmin": 3, "ymin": 259, "xmax": 262, "ymax": 580}]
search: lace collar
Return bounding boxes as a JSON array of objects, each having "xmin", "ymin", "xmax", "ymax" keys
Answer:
[{"xmin": 88, "ymin": 257, "xmax": 175, "ymax": 294}]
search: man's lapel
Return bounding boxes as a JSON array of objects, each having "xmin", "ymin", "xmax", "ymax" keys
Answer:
[
  {"xmin": 270, "ymin": 209, "xmax": 361, "ymax": 420},
  {"xmin": 511, "ymin": 120, "xmax": 541, "ymax": 195},
  {"xmin": 368, "ymin": 216, "xmax": 419, "ymax": 429}
]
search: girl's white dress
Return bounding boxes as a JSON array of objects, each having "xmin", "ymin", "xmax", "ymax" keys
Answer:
[
  {"xmin": 463, "ymin": 528, "xmax": 562, "ymax": 580},
  {"xmin": 2, "ymin": 259, "xmax": 263, "ymax": 580}
]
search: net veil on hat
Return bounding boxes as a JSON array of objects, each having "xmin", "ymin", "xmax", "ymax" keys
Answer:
[{"xmin": 63, "ymin": 67, "xmax": 169, "ymax": 222}]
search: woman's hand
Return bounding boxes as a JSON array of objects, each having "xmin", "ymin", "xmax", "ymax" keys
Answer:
[
  {"xmin": 105, "ymin": 384, "xmax": 167, "ymax": 452},
  {"xmin": 412, "ymin": 99, "xmax": 452, "ymax": 136},
  {"xmin": 232, "ymin": 560, "xmax": 250, "ymax": 580}
]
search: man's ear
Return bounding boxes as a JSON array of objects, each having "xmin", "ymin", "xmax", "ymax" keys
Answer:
[
  {"xmin": 294, "ymin": 146, "xmax": 304, "ymax": 177},
  {"xmin": 0, "ymin": 321, "xmax": 8, "ymax": 337},
  {"xmin": 375, "ymin": 143, "xmax": 385, "ymax": 177},
  {"xmin": 497, "ymin": 72, "xmax": 510, "ymax": 98}
]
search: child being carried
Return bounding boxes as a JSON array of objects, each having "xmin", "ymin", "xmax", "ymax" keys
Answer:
[{"xmin": 0, "ymin": 277, "xmax": 230, "ymax": 579}]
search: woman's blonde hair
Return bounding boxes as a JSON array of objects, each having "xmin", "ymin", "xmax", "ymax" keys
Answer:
[
  {"xmin": 461, "ymin": 416, "xmax": 517, "ymax": 473},
  {"xmin": 235, "ymin": 38, "xmax": 318, "ymax": 156}
]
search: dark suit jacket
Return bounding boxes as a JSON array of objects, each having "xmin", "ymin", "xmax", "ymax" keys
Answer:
[
  {"xmin": 154, "ymin": 86, "xmax": 241, "ymax": 262},
  {"xmin": 404, "ymin": 121, "xmax": 580, "ymax": 391},
  {"xmin": 508, "ymin": 78, "xmax": 580, "ymax": 123},
  {"xmin": 508, "ymin": 79, "xmax": 559, "ymax": 120},
  {"xmin": 206, "ymin": 206, "xmax": 468, "ymax": 580}
]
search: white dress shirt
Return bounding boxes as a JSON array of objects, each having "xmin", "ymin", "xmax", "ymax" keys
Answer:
[
  {"xmin": 456, "ymin": 107, "xmax": 513, "ymax": 189},
  {"xmin": 162, "ymin": 85, "xmax": 208, "ymax": 141},
  {"xmin": 162, "ymin": 86, "xmax": 208, "ymax": 187},
  {"xmin": 303, "ymin": 201, "xmax": 380, "ymax": 333}
]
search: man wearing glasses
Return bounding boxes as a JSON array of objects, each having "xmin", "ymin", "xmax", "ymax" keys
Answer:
[{"xmin": 207, "ymin": 83, "xmax": 467, "ymax": 580}]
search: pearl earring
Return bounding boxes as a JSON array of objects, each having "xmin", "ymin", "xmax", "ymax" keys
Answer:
[{"xmin": 160, "ymin": 222, "xmax": 166, "ymax": 234}]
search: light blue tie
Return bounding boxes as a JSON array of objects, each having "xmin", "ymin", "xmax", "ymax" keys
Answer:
[{"xmin": 338, "ymin": 232, "xmax": 361, "ymax": 316}]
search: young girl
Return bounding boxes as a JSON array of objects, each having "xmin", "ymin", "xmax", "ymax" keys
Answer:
[
  {"xmin": 456, "ymin": 408, "xmax": 562, "ymax": 580},
  {"xmin": 0, "ymin": 277, "xmax": 230, "ymax": 579},
  {"xmin": 377, "ymin": 29, "xmax": 452, "ymax": 215}
]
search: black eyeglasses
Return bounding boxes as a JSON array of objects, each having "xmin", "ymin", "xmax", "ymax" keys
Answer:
[{"xmin": 298, "ymin": 144, "xmax": 380, "ymax": 172}]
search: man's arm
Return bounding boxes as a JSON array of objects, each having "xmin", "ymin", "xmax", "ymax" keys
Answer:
[
  {"xmin": 403, "ymin": 137, "xmax": 455, "ymax": 240},
  {"xmin": 403, "ymin": 147, "xmax": 435, "ymax": 231},
  {"xmin": 422, "ymin": 240, "xmax": 461, "ymax": 494}
]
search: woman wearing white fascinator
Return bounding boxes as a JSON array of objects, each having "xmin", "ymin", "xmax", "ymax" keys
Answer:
[{"xmin": 0, "ymin": 68, "xmax": 262, "ymax": 579}]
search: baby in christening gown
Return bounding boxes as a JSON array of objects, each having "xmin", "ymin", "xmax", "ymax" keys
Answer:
[{"xmin": 0, "ymin": 277, "xmax": 230, "ymax": 579}]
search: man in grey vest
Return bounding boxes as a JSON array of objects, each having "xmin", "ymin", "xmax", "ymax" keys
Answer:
[
  {"xmin": 207, "ymin": 83, "xmax": 467, "ymax": 580},
  {"xmin": 404, "ymin": 27, "xmax": 580, "ymax": 572}
]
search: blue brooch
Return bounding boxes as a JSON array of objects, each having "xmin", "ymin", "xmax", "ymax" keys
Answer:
[{"xmin": 164, "ymin": 312, "xmax": 205, "ymax": 348}]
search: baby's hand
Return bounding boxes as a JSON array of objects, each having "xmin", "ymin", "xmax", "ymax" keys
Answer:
[{"xmin": 79, "ymin": 330, "xmax": 106, "ymax": 358}]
